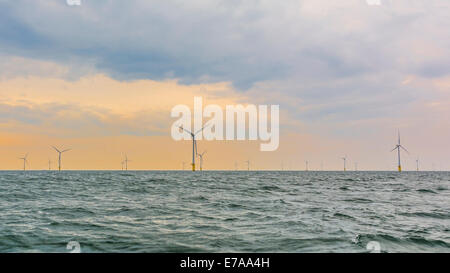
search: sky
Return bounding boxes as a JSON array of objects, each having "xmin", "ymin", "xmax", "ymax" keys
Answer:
[{"xmin": 0, "ymin": 0, "xmax": 449, "ymax": 170}]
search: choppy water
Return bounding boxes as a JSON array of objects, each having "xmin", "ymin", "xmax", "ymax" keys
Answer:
[{"xmin": 0, "ymin": 171, "xmax": 449, "ymax": 253}]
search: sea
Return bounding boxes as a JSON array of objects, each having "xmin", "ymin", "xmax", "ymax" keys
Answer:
[{"xmin": 0, "ymin": 171, "xmax": 449, "ymax": 253}]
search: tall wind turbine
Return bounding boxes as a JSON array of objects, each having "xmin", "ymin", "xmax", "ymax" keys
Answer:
[
  {"xmin": 52, "ymin": 146, "xmax": 71, "ymax": 171},
  {"xmin": 197, "ymin": 151, "xmax": 207, "ymax": 171},
  {"xmin": 391, "ymin": 131, "xmax": 408, "ymax": 172},
  {"xmin": 341, "ymin": 155, "xmax": 347, "ymax": 171},
  {"xmin": 19, "ymin": 153, "xmax": 28, "ymax": 171},
  {"xmin": 179, "ymin": 124, "xmax": 209, "ymax": 171},
  {"xmin": 416, "ymin": 157, "xmax": 419, "ymax": 172},
  {"xmin": 245, "ymin": 160, "xmax": 250, "ymax": 171},
  {"xmin": 305, "ymin": 160, "xmax": 309, "ymax": 171},
  {"xmin": 121, "ymin": 160, "xmax": 125, "ymax": 171}
]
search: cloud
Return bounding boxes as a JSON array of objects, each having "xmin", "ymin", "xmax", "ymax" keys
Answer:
[
  {"xmin": 1, "ymin": 0, "xmax": 448, "ymax": 89},
  {"xmin": 0, "ymin": 71, "xmax": 248, "ymax": 137}
]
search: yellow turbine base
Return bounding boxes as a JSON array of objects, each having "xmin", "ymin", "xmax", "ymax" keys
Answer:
[
  {"xmin": 192, "ymin": 164, "xmax": 195, "ymax": 171},
  {"xmin": 398, "ymin": 166, "xmax": 402, "ymax": 172}
]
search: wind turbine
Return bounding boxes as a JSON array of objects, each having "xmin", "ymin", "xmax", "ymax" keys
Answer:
[
  {"xmin": 341, "ymin": 155, "xmax": 347, "ymax": 171},
  {"xmin": 48, "ymin": 158, "xmax": 52, "ymax": 171},
  {"xmin": 179, "ymin": 124, "xmax": 209, "ymax": 171},
  {"xmin": 52, "ymin": 146, "xmax": 71, "ymax": 171},
  {"xmin": 123, "ymin": 155, "xmax": 131, "ymax": 171},
  {"xmin": 19, "ymin": 153, "xmax": 28, "ymax": 171},
  {"xmin": 416, "ymin": 157, "xmax": 419, "ymax": 172},
  {"xmin": 234, "ymin": 161, "xmax": 238, "ymax": 171},
  {"xmin": 355, "ymin": 162, "xmax": 358, "ymax": 171},
  {"xmin": 182, "ymin": 161, "xmax": 186, "ymax": 170},
  {"xmin": 305, "ymin": 160, "xmax": 309, "ymax": 171},
  {"xmin": 390, "ymin": 131, "xmax": 408, "ymax": 172},
  {"xmin": 121, "ymin": 160, "xmax": 125, "ymax": 171},
  {"xmin": 197, "ymin": 151, "xmax": 207, "ymax": 171},
  {"xmin": 245, "ymin": 160, "xmax": 250, "ymax": 171}
]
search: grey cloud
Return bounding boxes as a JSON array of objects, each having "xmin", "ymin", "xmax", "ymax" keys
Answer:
[
  {"xmin": 0, "ymin": 0, "xmax": 449, "ymax": 134},
  {"xmin": 1, "ymin": 0, "xmax": 448, "ymax": 88}
]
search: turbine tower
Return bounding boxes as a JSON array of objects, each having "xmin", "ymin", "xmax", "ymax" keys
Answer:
[
  {"xmin": 391, "ymin": 131, "xmax": 408, "ymax": 172},
  {"xmin": 19, "ymin": 153, "xmax": 28, "ymax": 171},
  {"xmin": 197, "ymin": 151, "xmax": 207, "ymax": 171},
  {"xmin": 305, "ymin": 160, "xmax": 309, "ymax": 171},
  {"xmin": 341, "ymin": 155, "xmax": 347, "ymax": 171},
  {"xmin": 123, "ymin": 155, "xmax": 131, "ymax": 171},
  {"xmin": 245, "ymin": 160, "xmax": 250, "ymax": 171},
  {"xmin": 52, "ymin": 146, "xmax": 71, "ymax": 171},
  {"xmin": 416, "ymin": 158, "xmax": 419, "ymax": 172},
  {"xmin": 48, "ymin": 158, "xmax": 52, "ymax": 171},
  {"xmin": 179, "ymin": 124, "xmax": 209, "ymax": 171}
]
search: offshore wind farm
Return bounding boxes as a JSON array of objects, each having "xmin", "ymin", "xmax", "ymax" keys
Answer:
[
  {"xmin": 1, "ymin": 1, "xmax": 449, "ymax": 256},
  {"xmin": 2, "ymin": 130, "xmax": 448, "ymax": 172},
  {"xmin": 2, "ymin": 127, "xmax": 449, "ymax": 253}
]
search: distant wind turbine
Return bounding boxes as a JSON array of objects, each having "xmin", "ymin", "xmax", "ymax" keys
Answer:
[
  {"xmin": 416, "ymin": 157, "xmax": 419, "ymax": 172},
  {"xmin": 19, "ymin": 153, "xmax": 28, "ymax": 171},
  {"xmin": 355, "ymin": 162, "xmax": 358, "ymax": 171},
  {"xmin": 179, "ymin": 124, "xmax": 209, "ymax": 171},
  {"xmin": 390, "ymin": 130, "xmax": 408, "ymax": 172},
  {"xmin": 305, "ymin": 160, "xmax": 309, "ymax": 171},
  {"xmin": 341, "ymin": 155, "xmax": 347, "ymax": 171},
  {"xmin": 197, "ymin": 151, "xmax": 207, "ymax": 171},
  {"xmin": 52, "ymin": 146, "xmax": 71, "ymax": 171},
  {"xmin": 182, "ymin": 161, "xmax": 186, "ymax": 170},
  {"xmin": 123, "ymin": 155, "xmax": 131, "ymax": 171},
  {"xmin": 48, "ymin": 158, "xmax": 52, "ymax": 171},
  {"xmin": 234, "ymin": 161, "xmax": 238, "ymax": 171},
  {"xmin": 245, "ymin": 160, "xmax": 250, "ymax": 171}
]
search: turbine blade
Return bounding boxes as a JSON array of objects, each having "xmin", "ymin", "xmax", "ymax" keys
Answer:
[
  {"xmin": 52, "ymin": 146, "xmax": 61, "ymax": 153},
  {"xmin": 178, "ymin": 125, "xmax": 193, "ymax": 136},
  {"xmin": 195, "ymin": 122, "xmax": 211, "ymax": 135},
  {"xmin": 400, "ymin": 145, "xmax": 409, "ymax": 154},
  {"xmin": 62, "ymin": 149, "xmax": 71, "ymax": 153},
  {"xmin": 390, "ymin": 147, "xmax": 397, "ymax": 152}
]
